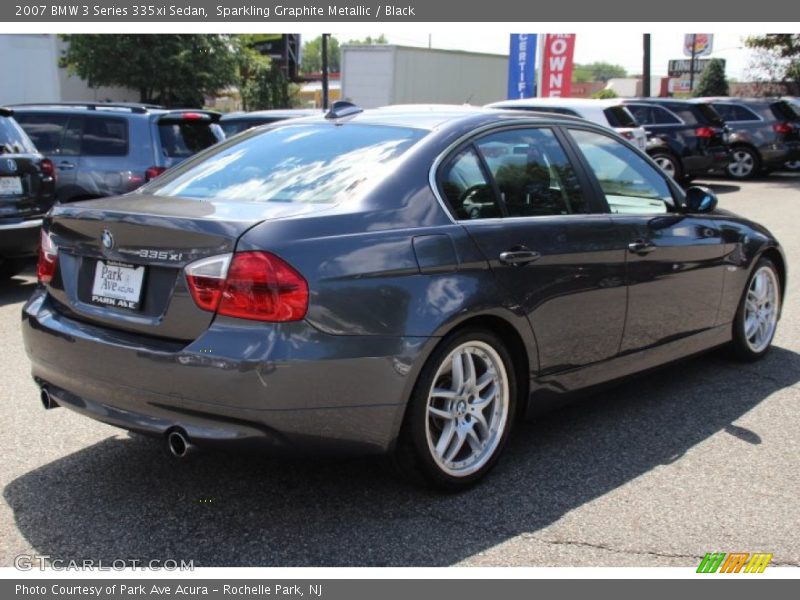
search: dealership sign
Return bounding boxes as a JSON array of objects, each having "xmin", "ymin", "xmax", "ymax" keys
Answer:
[
  {"xmin": 541, "ymin": 34, "xmax": 576, "ymax": 97},
  {"xmin": 507, "ymin": 34, "xmax": 537, "ymax": 99}
]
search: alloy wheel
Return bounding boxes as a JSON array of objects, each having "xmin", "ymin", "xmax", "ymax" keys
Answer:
[{"xmin": 743, "ymin": 265, "xmax": 780, "ymax": 353}]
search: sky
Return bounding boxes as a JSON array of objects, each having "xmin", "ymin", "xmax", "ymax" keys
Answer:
[{"xmin": 328, "ymin": 31, "xmax": 752, "ymax": 80}]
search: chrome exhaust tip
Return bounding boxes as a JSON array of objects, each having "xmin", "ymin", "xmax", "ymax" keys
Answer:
[
  {"xmin": 166, "ymin": 430, "xmax": 195, "ymax": 459},
  {"xmin": 40, "ymin": 388, "xmax": 58, "ymax": 410}
]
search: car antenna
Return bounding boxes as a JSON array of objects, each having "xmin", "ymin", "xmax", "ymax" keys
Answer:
[{"xmin": 325, "ymin": 101, "xmax": 364, "ymax": 123}]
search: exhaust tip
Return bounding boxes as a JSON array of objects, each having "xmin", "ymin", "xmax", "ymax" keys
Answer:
[
  {"xmin": 166, "ymin": 430, "xmax": 195, "ymax": 459},
  {"xmin": 40, "ymin": 388, "xmax": 58, "ymax": 410}
]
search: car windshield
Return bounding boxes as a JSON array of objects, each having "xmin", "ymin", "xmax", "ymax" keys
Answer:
[
  {"xmin": 148, "ymin": 123, "xmax": 427, "ymax": 204},
  {"xmin": 0, "ymin": 117, "xmax": 36, "ymax": 154}
]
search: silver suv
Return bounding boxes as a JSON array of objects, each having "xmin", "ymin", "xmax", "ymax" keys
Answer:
[{"xmin": 12, "ymin": 103, "xmax": 223, "ymax": 202}]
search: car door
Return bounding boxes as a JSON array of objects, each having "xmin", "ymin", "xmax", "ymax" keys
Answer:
[
  {"xmin": 13, "ymin": 113, "xmax": 80, "ymax": 198},
  {"xmin": 437, "ymin": 126, "xmax": 628, "ymax": 375},
  {"xmin": 565, "ymin": 127, "xmax": 726, "ymax": 353}
]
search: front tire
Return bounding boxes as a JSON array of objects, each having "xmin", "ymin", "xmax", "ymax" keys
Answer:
[
  {"xmin": 394, "ymin": 328, "xmax": 517, "ymax": 490},
  {"xmin": 730, "ymin": 258, "xmax": 781, "ymax": 361}
]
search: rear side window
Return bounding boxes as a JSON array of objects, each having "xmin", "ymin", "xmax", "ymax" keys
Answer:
[
  {"xmin": 0, "ymin": 116, "xmax": 36, "ymax": 154},
  {"xmin": 439, "ymin": 148, "xmax": 501, "ymax": 219},
  {"xmin": 603, "ymin": 106, "xmax": 638, "ymax": 128},
  {"xmin": 149, "ymin": 123, "xmax": 425, "ymax": 203},
  {"xmin": 627, "ymin": 105, "xmax": 681, "ymax": 126},
  {"xmin": 81, "ymin": 116, "xmax": 128, "ymax": 156},
  {"xmin": 715, "ymin": 104, "xmax": 760, "ymax": 122},
  {"xmin": 570, "ymin": 128, "xmax": 674, "ymax": 215},
  {"xmin": 14, "ymin": 113, "xmax": 69, "ymax": 154},
  {"xmin": 158, "ymin": 122, "xmax": 220, "ymax": 158}
]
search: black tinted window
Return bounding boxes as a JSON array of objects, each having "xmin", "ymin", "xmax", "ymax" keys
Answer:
[
  {"xmin": 476, "ymin": 128, "xmax": 588, "ymax": 217},
  {"xmin": 693, "ymin": 103, "xmax": 725, "ymax": 126},
  {"xmin": 439, "ymin": 147, "xmax": 500, "ymax": 219},
  {"xmin": 652, "ymin": 106, "xmax": 682, "ymax": 125},
  {"xmin": 81, "ymin": 116, "xmax": 128, "ymax": 156},
  {"xmin": 14, "ymin": 113, "xmax": 69, "ymax": 154},
  {"xmin": 663, "ymin": 104, "xmax": 699, "ymax": 125},
  {"xmin": 159, "ymin": 122, "xmax": 220, "ymax": 158},
  {"xmin": 771, "ymin": 101, "xmax": 799, "ymax": 121},
  {"xmin": 150, "ymin": 123, "xmax": 425, "ymax": 203},
  {"xmin": 0, "ymin": 116, "xmax": 35, "ymax": 154},
  {"xmin": 604, "ymin": 106, "xmax": 638, "ymax": 128}
]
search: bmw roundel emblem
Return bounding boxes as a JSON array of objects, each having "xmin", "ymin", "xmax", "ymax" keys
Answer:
[
  {"xmin": 101, "ymin": 229, "xmax": 114, "ymax": 250},
  {"xmin": 5, "ymin": 159, "xmax": 15, "ymax": 172}
]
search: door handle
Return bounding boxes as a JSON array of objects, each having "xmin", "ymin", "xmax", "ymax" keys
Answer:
[
  {"xmin": 57, "ymin": 161, "xmax": 75, "ymax": 170},
  {"xmin": 499, "ymin": 248, "xmax": 541, "ymax": 266},
  {"xmin": 628, "ymin": 240, "xmax": 656, "ymax": 255}
]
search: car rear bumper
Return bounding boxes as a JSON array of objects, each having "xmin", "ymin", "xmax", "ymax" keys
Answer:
[
  {"xmin": 22, "ymin": 290, "xmax": 432, "ymax": 455},
  {"xmin": 0, "ymin": 218, "xmax": 42, "ymax": 259}
]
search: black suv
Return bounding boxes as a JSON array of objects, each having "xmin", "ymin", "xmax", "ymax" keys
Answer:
[
  {"xmin": 0, "ymin": 108, "xmax": 57, "ymax": 279},
  {"xmin": 12, "ymin": 103, "xmax": 223, "ymax": 203},
  {"xmin": 620, "ymin": 98, "xmax": 731, "ymax": 182},
  {"xmin": 699, "ymin": 97, "xmax": 800, "ymax": 179}
]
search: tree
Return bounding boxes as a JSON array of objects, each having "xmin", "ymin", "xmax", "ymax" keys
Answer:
[
  {"xmin": 60, "ymin": 34, "xmax": 240, "ymax": 107},
  {"xmin": 745, "ymin": 34, "xmax": 800, "ymax": 95},
  {"xmin": 592, "ymin": 89, "xmax": 619, "ymax": 99},
  {"xmin": 300, "ymin": 34, "xmax": 387, "ymax": 75},
  {"xmin": 240, "ymin": 63, "xmax": 301, "ymax": 111},
  {"xmin": 573, "ymin": 62, "xmax": 627, "ymax": 83},
  {"xmin": 692, "ymin": 58, "xmax": 729, "ymax": 97}
]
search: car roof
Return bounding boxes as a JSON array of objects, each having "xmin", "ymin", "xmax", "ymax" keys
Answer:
[
  {"xmin": 323, "ymin": 104, "xmax": 590, "ymax": 131},
  {"xmin": 221, "ymin": 109, "xmax": 321, "ymax": 120},
  {"xmin": 9, "ymin": 103, "xmax": 220, "ymax": 119},
  {"xmin": 487, "ymin": 97, "xmax": 625, "ymax": 108},
  {"xmin": 694, "ymin": 97, "xmax": 783, "ymax": 105}
]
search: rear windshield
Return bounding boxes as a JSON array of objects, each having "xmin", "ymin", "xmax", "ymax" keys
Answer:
[
  {"xmin": 771, "ymin": 101, "xmax": 800, "ymax": 121},
  {"xmin": 158, "ymin": 121, "xmax": 221, "ymax": 158},
  {"xmin": 148, "ymin": 123, "xmax": 426, "ymax": 204},
  {"xmin": 690, "ymin": 103, "xmax": 725, "ymax": 126},
  {"xmin": 0, "ymin": 116, "xmax": 36, "ymax": 154},
  {"xmin": 603, "ymin": 106, "xmax": 638, "ymax": 128}
]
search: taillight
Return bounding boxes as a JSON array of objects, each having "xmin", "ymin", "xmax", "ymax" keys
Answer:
[
  {"xmin": 145, "ymin": 166, "xmax": 167, "ymax": 182},
  {"xmin": 185, "ymin": 252, "xmax": 308, "ymax": 322},
  {"xmin": 621, "ymin": 131, "xmax": 635, "ymax": 140},
  {"xmin": 773, "ymin": 122, "xmax": 794, "ymax": 134},
  {"xmin": 695, "ymin": 127, "xmax": 716, "ymax": 138},
  {"xmin": 37, "ymin": 229, "xmax": 58, "ymax": 284},
  {"xmin": 39, "ymin": 158, "xmax": 55, "ymax": 180},
  {"xmin": 180, "ymin": 112, "xmax": 206, "ymax": 120}
]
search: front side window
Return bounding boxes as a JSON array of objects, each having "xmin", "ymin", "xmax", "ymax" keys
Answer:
[
  {"xmin": 475, "ymin": 128, "xmax": 588, "ymax": 217},
  {"xmin": 569, "ymin": 128, "xmax": 674, "ymax": 215},
  {"xmin": 148, "ymin": 123, "xmax": 426, "ymax": 204}
]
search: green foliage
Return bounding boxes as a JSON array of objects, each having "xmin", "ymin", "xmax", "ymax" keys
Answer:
[
  {"xmin": 240, "ymin": 63, "xmax": 301, "ymax": 111},
  {"xmin": 60, "ymin": 34, "xmax": 240, "ymax": 107},
  {"xmin": 692, "ymin": 58, "xmax": 729, "ymax": 97},
  {"xmin": 573, "ymin": 62, "xmax": 627, "ymax": 83},
  {"xmin": 591, "ymin": 89, "xmax": 619, "ymax": 99},
  {"xmin": 300, "ymin": 34, "xmax": 387, "ymax": 74},
  {"xmin": 745, "ymin": 34, "xmax": 800, "ymax": 94}
]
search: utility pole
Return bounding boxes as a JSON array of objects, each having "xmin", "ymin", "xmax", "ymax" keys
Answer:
[
  {"xmin": 642, "ymin": 34, "xmax": 651, "ymax": 97},
  {"xmin": 321, "ymin": 33, "xmax": 330, "ymax": 109},
  {"xmin": 689, "ymin": 33, "xmax": 698, "ymax": 93}
]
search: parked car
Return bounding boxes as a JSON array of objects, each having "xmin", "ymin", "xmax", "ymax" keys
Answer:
[
  {"xmin": 220, "ymin": 109, "xmax": 320, "ymax": 137},
  {"xmin": 619, "ymin": 98, "xmax": 731, "ymax": 182},
  {"xmin": 486, "ymin": 98, "xmax": 648, "ymax": 150},
  {"xmin": 23, "ymin": 104, "xmax": 785, "ymax": 489},
  {"xmin": 699, "ymin": 97, "xmax": 800, "ymax": 179},
  {"xmin": 12, "ymin": 103, "xmax": 224, "ymax": 202},
  {"xmin": 0, "ymin": 107, "xmax": 57, "ymax": 279},
  {"xmin": 785, "ymin": 97, "xmax": 800, "ymax": 171}
]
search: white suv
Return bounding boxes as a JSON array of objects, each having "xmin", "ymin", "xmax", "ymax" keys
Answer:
[{"xmin": 486, "ymin": 98, "xmax": 648, "ymax": 151}]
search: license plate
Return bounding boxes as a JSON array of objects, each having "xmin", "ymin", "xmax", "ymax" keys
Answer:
[
  {"xmin": 0, "ymin": 176, "xmax": 23, "ymax": 196},
  {"xmin": 91, "ymin": 261, "xmax": 145, "ymax": 310}
]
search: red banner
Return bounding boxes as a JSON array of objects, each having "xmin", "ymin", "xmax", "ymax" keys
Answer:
[{"xmin": 541, "ymin": 34, "xmax": 576, "ymax": 97}]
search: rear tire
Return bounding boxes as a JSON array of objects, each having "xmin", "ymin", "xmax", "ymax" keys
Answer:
[
  {"xmin": 727, "ymin": 146, "xmax": 760, "ymax": 180},
  {"xmin": 393, "ymin": 328, "xmax": 517, "ymax": 490},
  {"xmin": 730, "ymin": 258, "xmax": 781, "ymax": 362},
  {"xmin": 651, "ymin": 152, "xmax": 683, "ymax": 181}
]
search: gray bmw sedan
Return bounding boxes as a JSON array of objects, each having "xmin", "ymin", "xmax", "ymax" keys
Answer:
[{"xmin": 22, "ymin": 103, "xmax": 785, "ymax": 489}]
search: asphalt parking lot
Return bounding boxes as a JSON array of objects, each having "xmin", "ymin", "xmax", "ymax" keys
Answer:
[{"xmin": 1, "ymin": 174, "xmax": 799, "ymax": 568}]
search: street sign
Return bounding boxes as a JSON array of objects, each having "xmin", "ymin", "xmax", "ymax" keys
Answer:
[
  {"xmin": 507, "ymin": 34, "xmax": 537, "ymax": 99},
  {"xmin": 668, "ymin": 58, "xmax": 724, "ymax": 77},
  {"xmin": 684, "ymin": 34, "xmax": 713, "ymax": 57}
]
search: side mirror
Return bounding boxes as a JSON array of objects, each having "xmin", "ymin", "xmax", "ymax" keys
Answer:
[{"xmin": 684, "ymin": 186, "xmax": 718, "ymax": 213}]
